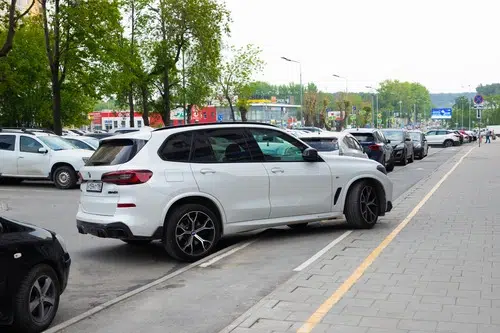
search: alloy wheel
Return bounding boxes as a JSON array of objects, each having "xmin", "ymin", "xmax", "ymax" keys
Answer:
[
  {"xmin": 359, "ymin": 185, "xmax": 378, "ymax": 225},
  {"xmin": 29, "ymin": 275, "xmax": 56, "ymax": 323},
  {"xmin": 57, "ymin": 171, "xmax": 70, "ymax": 186},
  {"xmin": 175, "ymin": 211, "xmax": 216, "ymax": 256}
]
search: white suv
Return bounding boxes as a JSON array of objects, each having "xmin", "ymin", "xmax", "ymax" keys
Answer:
[
  {"xmin": 0, "ymin": 129, "xmax": 93, "ymax": 189},
  {"xmin": 425, "ymin": 129, "xmax": 460, "ymax": 147},
  {"xmin": 76, "ymin": 123, "xmax": 393, "ymax": 262}
]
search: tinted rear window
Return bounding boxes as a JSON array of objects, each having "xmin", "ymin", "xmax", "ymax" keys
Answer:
[
  {"xmin": 302, "ymin": 138, "xmax": 339, "ymax": 152},
  {"xmin": 86, "ymin": 139, "xmax": 147, "ymax": 166},
  {"xmin": 350, "ymin": 133, "xmax": 374, "ymax": 142}
]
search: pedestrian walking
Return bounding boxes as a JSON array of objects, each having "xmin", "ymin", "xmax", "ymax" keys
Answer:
[{"xmin": 486, "ymin": 130, "xmax": 491, "ymax": 144}]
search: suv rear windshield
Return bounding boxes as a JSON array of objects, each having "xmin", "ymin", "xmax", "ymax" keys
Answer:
[
  {"xmin": 86, "ymin": 139, "xmax": 147, "ymax": 166},
  {"xmin": 350, "ymin": 133, "xmax": 375, "ymax": 142},
  {"xmin": 301, "ymin": 137, "xmax": 339, "ymax": 152}
]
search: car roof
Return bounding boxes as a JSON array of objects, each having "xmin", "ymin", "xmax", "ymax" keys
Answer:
[
  {"xmin": 344, "ymin": 128, "xmax": 378, "ymax": 133},
  {"xmin": 299, "ymin": 131, "xmax": 347, "ymax": 139}
]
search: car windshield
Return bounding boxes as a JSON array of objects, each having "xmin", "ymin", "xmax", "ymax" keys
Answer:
[
  {"xmin": 38, "ymin": 136, "xmax": 77, "ymax": 151},
  {"xmin": 350, "ymin": 133, "xmax": 374, "ymax": 143},
  {"xmin": 409, "ymin": 132, "xmax": 421, "ymax": 141},
  {"xmin": 301, "ymin": 137, "xmax": 339, "ymax": 152},
  {"xmin": 382, "ymin": 130, "xmax": 404, "ymax": 142},
  {"xmin": 81, "ymin": 137, "xmax": 99, "ymax": 149}
]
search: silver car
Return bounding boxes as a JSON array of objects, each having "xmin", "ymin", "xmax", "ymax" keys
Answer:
[{"xmin": 299, "ymin": 131, "xmax": 368, "ymax": 159}]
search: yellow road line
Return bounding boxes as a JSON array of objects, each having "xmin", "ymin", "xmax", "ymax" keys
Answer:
[{"xmin": 297, "ymin": 147, "xmax": 475, "ymax": 333}]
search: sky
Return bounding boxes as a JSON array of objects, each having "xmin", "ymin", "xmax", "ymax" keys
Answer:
[{"xmin": 223, "ymin": 0, "xmax": 499, "ymax": 94}]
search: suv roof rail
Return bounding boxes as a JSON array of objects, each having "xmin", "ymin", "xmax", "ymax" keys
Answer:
[
  {"xmin": 0, "ymin": 127, "xmax": 55, "ymax": 135},
  {"xmin": 153, "ymin": 121, "xmax": 279, "ymax": 132}
]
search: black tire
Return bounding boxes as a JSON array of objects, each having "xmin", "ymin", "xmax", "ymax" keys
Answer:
[
  {"xmin": 13, "ymin": 264, "xmax": 60, "ymax": 333},
  {"xmin": 408, "ymin": 151, "xmax": 414, "ymax": 163},
  {"xmin": 53, "ymin": 166, "xmax": 77, "ymax": 189},
  {"xmin": 344, "ymin": 181, "xmax": 379, "ymax": 229},
  {"xmin": 164, "ymin": 203, "xmax": 221, "ymax": 262},
  {"xmin": 444, "ymin": 140, "xmax": 453, "ymax": 148},
  {"xmin": 122, "ymin": 239, "xmax": 152, "ymax": 246},
  {"xmin": 288, "ymin": 223, "xmax": 309, "ymax": 230},
  {"xmin": 385, "ymin": 161, "xmax": 394, "ymax": 172}
]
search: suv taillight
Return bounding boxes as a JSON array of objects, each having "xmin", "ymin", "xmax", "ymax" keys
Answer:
[
  {"xmin": 101, "ymin": 170, "xmax": 153, "ymax": 185},
  {"xmin": 368, "ymin": 144, "xmax": 381, "ymax": 151}
]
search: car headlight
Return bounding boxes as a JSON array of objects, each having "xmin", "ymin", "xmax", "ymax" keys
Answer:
[{"xmin": 55, "ymin": 233, "xmax": 68, "ymax": 253}]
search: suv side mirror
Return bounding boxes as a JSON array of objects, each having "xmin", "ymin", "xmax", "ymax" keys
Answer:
[
  {"xmin": 38, "ymin": 147, "xmax": 48, "ymax": 154},
  {"xmin": 302, "ymin": 147, "xmax": 319, "ymax": 162},
  {"xmin": 386, "ymin": 139, "xmax": 391, "ymax": 144}
]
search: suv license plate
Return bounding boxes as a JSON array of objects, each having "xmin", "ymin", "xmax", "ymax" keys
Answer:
[{"xmin": 86, "ymin": 181, "xmax": 103, "ymax": 193}]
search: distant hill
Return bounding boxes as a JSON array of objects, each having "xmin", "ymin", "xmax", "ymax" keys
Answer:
[{"xmin": 430, "ymin": 93, "xmax": 475, "ymax": 108}]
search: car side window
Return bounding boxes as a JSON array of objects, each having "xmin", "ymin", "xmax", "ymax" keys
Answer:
[
  {"xmin": 438, "ymin": 131, "xmax": 448, "ymax": 135},
  {"xmin": 350, "ymin": 136, "xmax": 363, "ymax": 151},
  {"xmin": 247, "ymin": 128, "xmax": 306, "ymax": 162},
  {"xmin": 66, "ymin": 139, "xmax": 88, "ymax": 150},
  {"xmin": 343, "ymin": 136, "xmax": 356, "ymax": 150},
  {"xmin": 20, "ymin": 136, "xmax": 43, "ymax": 153},
  {"xmin": 376, "ymin": 131, "xmax": 386, "ymax": 143},
  {"xmin": 0, "ymin": 135, "xmax": 15, "ymax": 151},
  {"xmin": 159, "ymin": 132, "xmax": 193, "ymax": 162},
  {"xmin": 426, "ymin": 131, "xmax": 436, "ymax": 136},
  {"xmin": 192, "ymin": 128, "xmax": 252, "ymax": 163}
]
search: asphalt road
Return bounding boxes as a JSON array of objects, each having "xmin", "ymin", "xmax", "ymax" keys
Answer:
[{"xmin": 0, "ymin": 144, "xmax": 461, "ymax": 331}]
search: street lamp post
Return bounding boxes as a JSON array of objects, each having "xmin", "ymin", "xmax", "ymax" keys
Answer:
[
  {"xmin": 333, "ymin": 74, "xmax": 348, "ymax": 127},
  {"xmin": 366, "ymin": 86, "xmax": 379, "ymax": 128},
  {"xmin": 281, "ymin": 57, "xmax": 303, "ymax": 125}
]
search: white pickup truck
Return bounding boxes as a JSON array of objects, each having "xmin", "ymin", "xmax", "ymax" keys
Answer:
[{"xmin": 0, "ymin": 129, "xmax": 93, "ymax": 189}]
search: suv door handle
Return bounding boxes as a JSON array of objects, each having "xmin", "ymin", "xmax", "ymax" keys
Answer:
[
  {"xmin": 18, "ymin": 156, "xmax": 24, "ymax": 159},
  {"xmin": 271, "ymin": 167, "xmax": 284, "ymax": 174},
  {"xmin": 200, "ymin": 168, "xmax": 216, "ymax": 175}
]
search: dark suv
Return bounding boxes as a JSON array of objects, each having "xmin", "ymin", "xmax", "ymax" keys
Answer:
[
  {"xmin": 381, "ymin": 129, "xmax": 414, "ymax": 165},
  {"xmin": 344, "ymin": 128, "xmax": 394, "ymax": 172},
  {"xmin": 0, "ymin": 217, "xmax": 71, "ymax": 333}
]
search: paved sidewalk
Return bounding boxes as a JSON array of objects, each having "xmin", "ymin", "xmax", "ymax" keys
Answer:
[{"xmin": 220, "ymin": 141, "xmax": 500, "ymax": 333}]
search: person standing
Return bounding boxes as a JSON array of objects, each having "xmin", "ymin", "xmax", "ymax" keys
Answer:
[{"xmin": 486, "ymin": 129, "xmax": 491, "ymax": 144}]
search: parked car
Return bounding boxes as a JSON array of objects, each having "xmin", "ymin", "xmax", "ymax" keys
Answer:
[
  {"xmin": 293, "ymin": 126, "xmax": 324, "ymax": 133},
  {"xmin": 62, "ymin": 136, "xmax": 100, "ymax": 151},
  {"xmin": 381, "ymin": 129, "xmax": 415, "ymax": 165},
  {"xmin": 453, "ymin": 130, "xmax": 465, "ymax": 144},
  {"xmin": 344, "ymin": 128, "xmax": 394, "ymax": 171},
  {"xmin": 465, "ymin": 130, "xmax": 477, "ymax": 141},
  {"xmin": 0, "ymin": 217, "xmax": 71, "ymax": 333},
  {"xmin": 408, "ymin": 130, "xmax": 429, "ymax": 159},
  {"xmin": 0, "ymin": 129, "xmax": 93, "ymax": 189},
  {"xmin": 425, "ymin": 129, "xmax": 460, "ymax": 147},
  {"xmin": 76, "ymin": 123, "xmax": 393, "ymax": 262},
  {"xmin": 299, "ymin": 131, "xmax": 368, "ymax": 159}
]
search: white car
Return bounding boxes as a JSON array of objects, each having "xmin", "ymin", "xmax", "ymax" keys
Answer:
[
  {"xmin": 425, "ymin": 129, "xmax": 460, "ymax": 147},
  {"xmin": 63, "ymin": 136, "xmax": 100, "ymax": 151},
  {"xmin": 299, "ymin": 131, "xmax": 368, "ymax": 159},
  {"xmin": 0, "ymin": 129, "xmax": 93, "ymax": 189},
  {"xmin": 76, "ymin": 123, "xmax": 393, "ymax": 262}
]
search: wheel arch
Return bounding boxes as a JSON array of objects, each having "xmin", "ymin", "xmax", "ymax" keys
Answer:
[
  {"xmin": 342, "ymin": 176, "xmax": 387, "ymax": 217},
  {"xmin": 50, "ymin": 162, "xmax": 76, "ymax": 181},
  {"xmin": 161, "ymin": 193, "xmax": 226, "ymax": 235}
]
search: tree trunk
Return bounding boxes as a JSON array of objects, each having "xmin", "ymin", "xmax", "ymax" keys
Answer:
[
  {"xmin": 128, "ymin": 87, "xmax": 135, "ymax": 127},
  {"xmin": 141, "ymin": 85, "xmax": 149, "ymax": 126},
  {"xmin": 162, "ymin": 70, "xmax": 171, "ymax": 126},
  {"xmin": 51, "ymin": 76, "xmax": 62, "ymax": 135},
  {"xmin": 226, "ymin": 95, "xmax": 235, "ymax": 121},
  {"xmin": 240, "ymin": 108, "xmax": 248, "ymax": 122},
  {"xmin": 186, "ymin": 104, "xmax": 193, "ymax": 124}
]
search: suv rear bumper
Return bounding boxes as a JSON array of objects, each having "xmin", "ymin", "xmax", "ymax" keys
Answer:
[{"xmin": 76, "ymin": 220, "xmax": 163, "ymax": 240}]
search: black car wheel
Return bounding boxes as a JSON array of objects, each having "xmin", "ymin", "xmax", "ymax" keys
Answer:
[
  {"xmin": 345, "ymin": 181, "xmax": 379, "ymax": 229},
  {"xmin": 13, "ymin": 264, "xmax": 60, "ymax": 333},
  {"xmin": 164, "ymin": 204, "xmax": 221, "ymax": 262},
  {"xmin": 444, "ymin": 140, "xmax": 453, "ymax": 148},
  {"xmin": 53, "ymin": 166, "xmax": 77, "ymax": 189}
]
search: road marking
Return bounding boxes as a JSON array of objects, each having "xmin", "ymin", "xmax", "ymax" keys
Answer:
[
  {"xmin": 293, "ymin": 231, "xmax": 352, "ymax": 272},
  {"xmin": 199, "ymin": 239, "xmax": 257, "ymax": 268},
  {"xmin": 297, "ymin": 147, "xmax": 475, "ymax": 333},
  {"xmin": 43, "ymin": 237, "xmax": 261, "ymax": 333}
]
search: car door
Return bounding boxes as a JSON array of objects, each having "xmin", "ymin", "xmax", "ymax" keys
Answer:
[
  {"xmin": 376, "ymin": 131, "xmax": 393, "ymax": 164},
  {"xmin": 17, "ymin": 136, "xmax": 50, "ymax": 177},
  {"xmin": 426, "ymin": 131, "xmax": 437, "ymax": 144},
  {"xmin": 190, "ymin": 128, "xmax": 270, "ymax": 223},
  {"xmin": 247, "ymin": 127, "xmax": 332, "ymax": 218},
  {"xmin": 342, "ymin": 136, "xmax": 366, "ymax": 158},
  {"xmin": 422, "ymin": 134, "xmax": 428, "ymax": 152},
  {"xmin": 0, "ymin": 134, "xmax": 18, "ymax": 176}
]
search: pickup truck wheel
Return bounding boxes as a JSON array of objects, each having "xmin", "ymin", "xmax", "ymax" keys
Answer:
[
  {"xmin": 345, "ymin": 181, "xmax": 379, "ymax": 229},
  {"xmin": 54, "ymin": 166, "xmax": 77, "ymax": 189}
]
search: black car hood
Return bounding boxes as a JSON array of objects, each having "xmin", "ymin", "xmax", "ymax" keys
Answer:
[{"xmin": 0, "ymin": 216, "xmax": 53, "ymax": 240}]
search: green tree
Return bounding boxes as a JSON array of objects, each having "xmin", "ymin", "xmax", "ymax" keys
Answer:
[
  {"xmin": 0, "ymin": 0, "xmax": 35, "ymax": 57},
  {"xmin": 40, "ymin": 0, "xmax": 122, "ymax": 134},
  {"xmin": 148, "ymin": 0, "xmax": 230, "ymax": 125},
  {"xmin": 217, "ymin": 44, "xmax": 264, "ymax": 121}
]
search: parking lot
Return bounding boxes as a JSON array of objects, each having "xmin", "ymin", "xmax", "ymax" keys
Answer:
[{"xmin": 0, "ymin": 144, "xmax": 466, "ymax": 332}]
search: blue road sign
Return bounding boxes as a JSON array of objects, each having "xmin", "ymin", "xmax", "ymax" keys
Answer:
[
  {"xmin": 217, "ymin": 114, "xmax": 224, "ymax": 122},
  {"xmin": 431, "ymin": 108, "xmax": 452, "ymax": 119},
  {"xmin": 474, "ymin": 94, "xmax": 484, "ymax": 105},
  {"xmin": 352, "ymin": 106, "xmax": 356, "ymax": 111}
]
